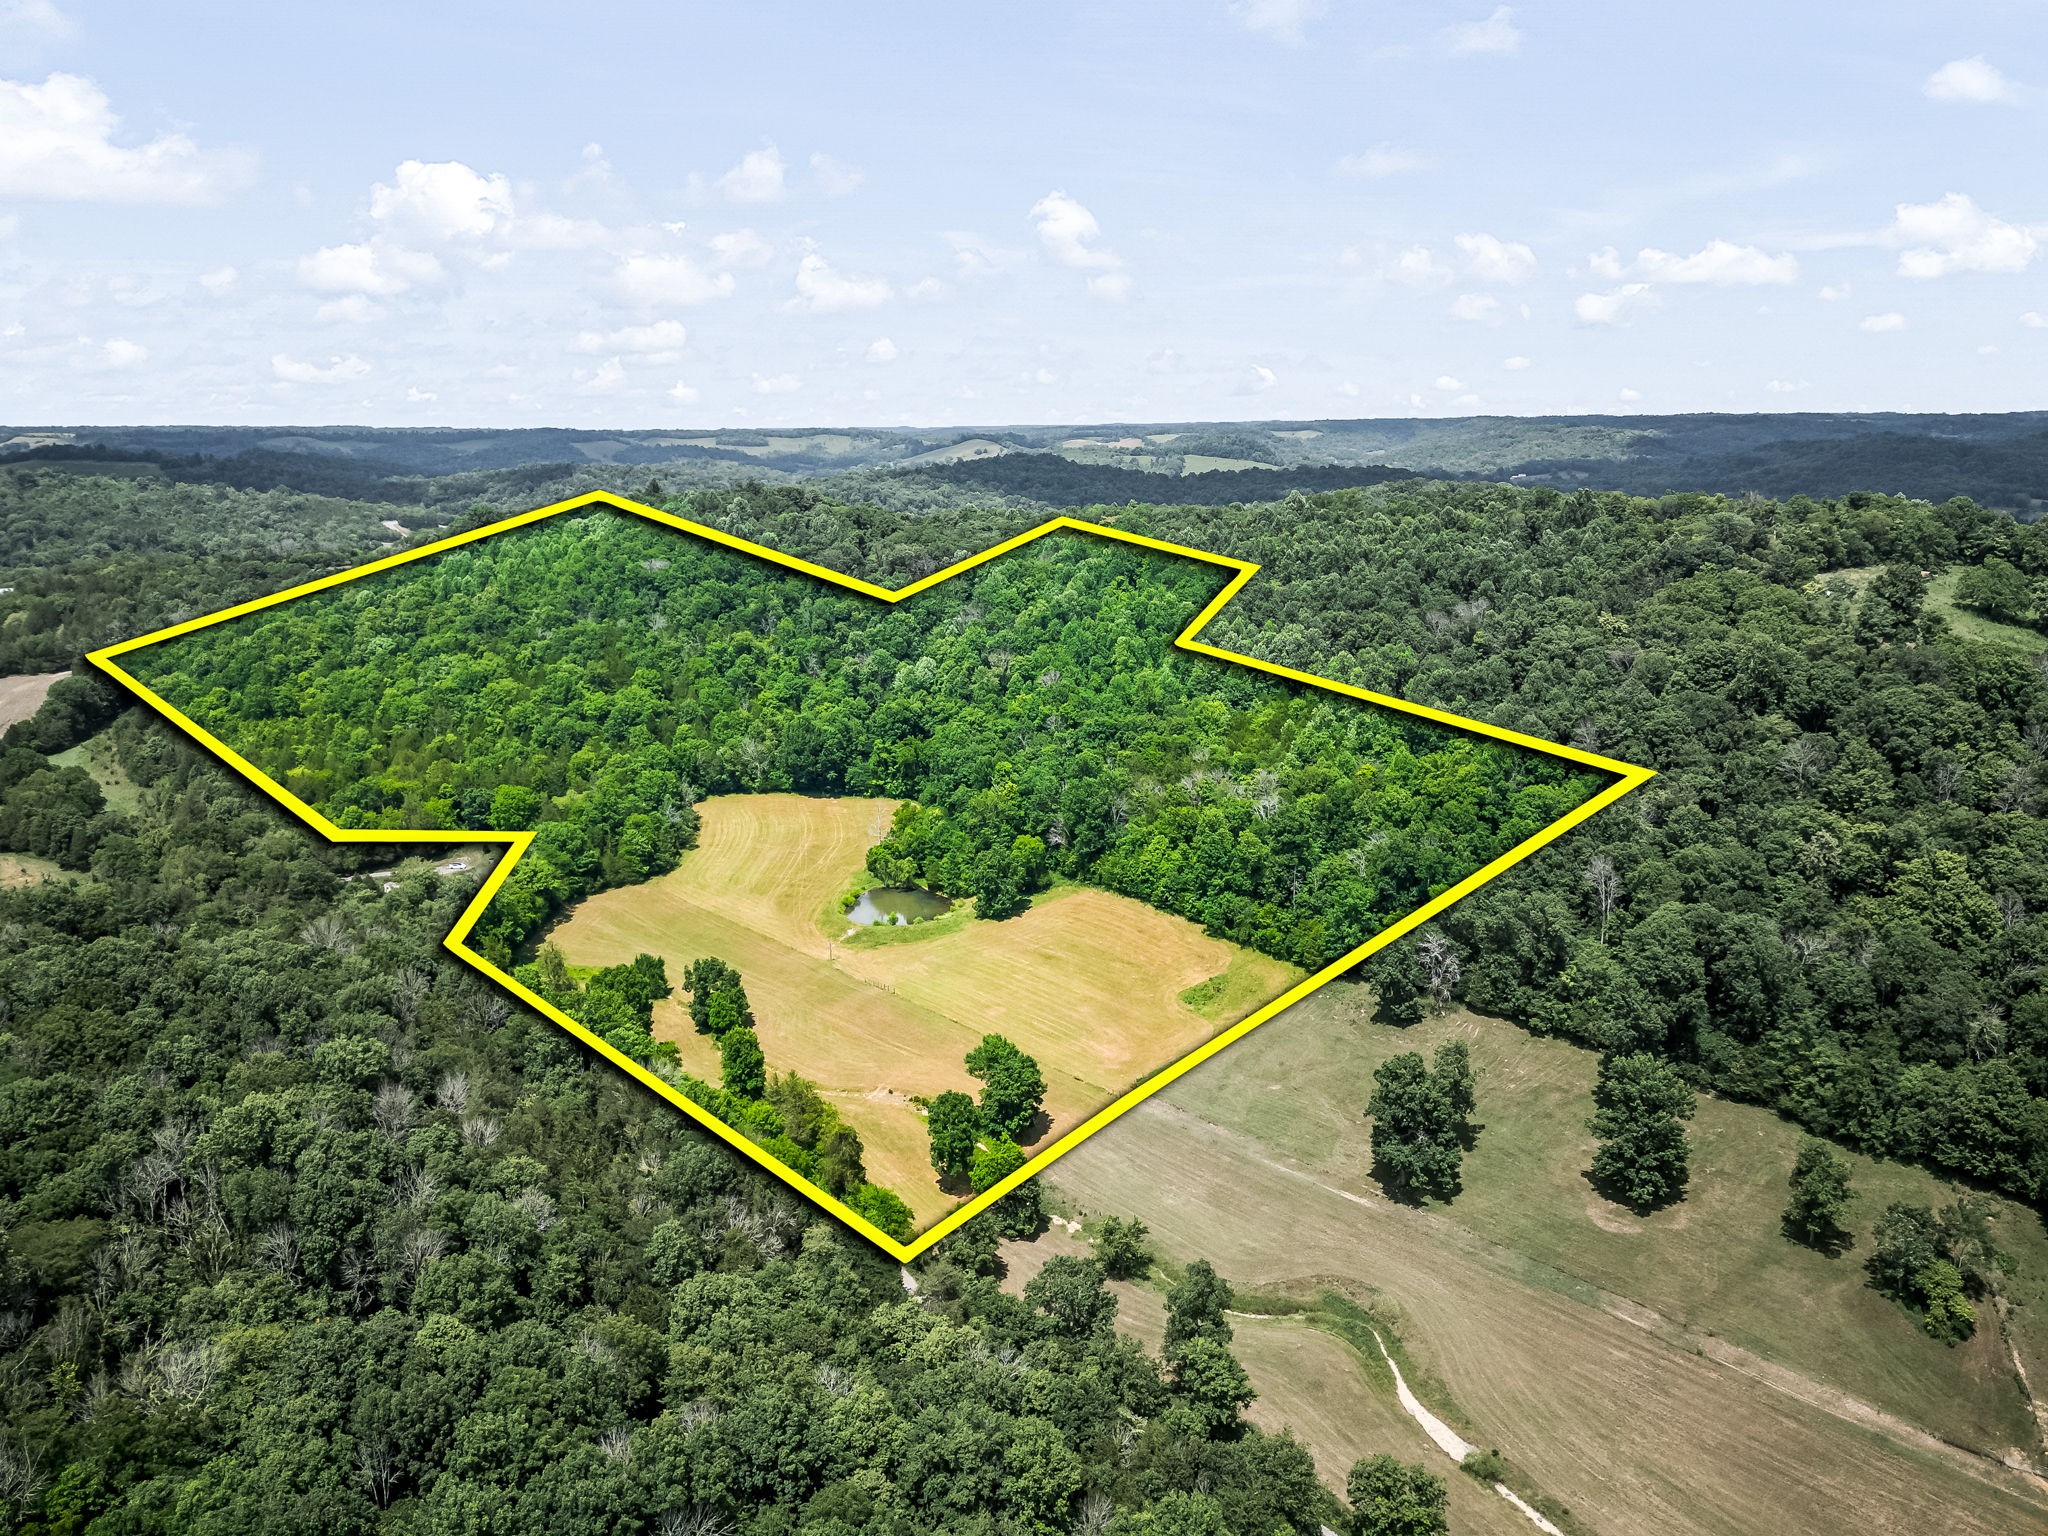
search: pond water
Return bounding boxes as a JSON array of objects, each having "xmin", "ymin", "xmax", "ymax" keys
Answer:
[{"xmin": 846, "ymin": 886, "xmax": 955, "ymax": 926}]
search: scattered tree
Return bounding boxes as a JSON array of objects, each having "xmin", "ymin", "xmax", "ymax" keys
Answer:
[
  {"xmin": 1782, "ymin": 1138, "xmax": 1853, "ymax": 1253},
  {"xmin": 1345, "ymin": 1454, "xmax": 1448, "ymax": 1536},
  {"xmin": 926, "ymin": 1089, "xmax": 980, "ymax": 1181},
  {"xmin": 1587, "ymin": 1052, "xmax": 1695, "ymax": 1212},
  {"xmin": 966, "ymin": 1033, "xmax": 1047, "ymax": 1139},
  {"xmin": 718, "ymin": 1026, "xmax": 766, "ymax": 1099},
  {"xmin": 1093, "ymin": 1215, "xmax": 1153, "ymax": 1279}
]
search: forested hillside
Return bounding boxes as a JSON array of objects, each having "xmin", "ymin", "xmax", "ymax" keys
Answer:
[
  {"xmin": 129, "ymin": 516, "xmax": 1594, "ymax": 978},
  {"xmin": 6, "ymin": 461, "xmax": 2048, "ymax": 1532},
  {"xmin": 0, "ymin": 710, "xmax": 1335, "ymax": 1534}
]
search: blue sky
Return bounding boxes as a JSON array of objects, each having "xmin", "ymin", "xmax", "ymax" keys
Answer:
[{"xmin": 0, "ymin": 0, "xmax": 2042, "ymax": 427}]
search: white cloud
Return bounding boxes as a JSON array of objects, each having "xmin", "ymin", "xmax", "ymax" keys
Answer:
[
  {"xmin": 369, "ymin": 160, "xmax": 512, "ymax": 240},
  {"xmin": 787, "ymin": 251, "xmax": 891, "ymax": 312},
  {"xmin": 1434, "ymin": 374, "xmax": 1463, "ymax": 390},
  {"xmin": 1241, "ymin": 364, "xmax": 1277, "ymax": 393},
  {"xmin": 615, "ymin": 252, "xmax": 735, "ymax": 306},
  {"xmin": 314, "ymin": 295, "xmax": 384, "ymax": 323},
  {"xmin": 709, "ymin": 229, "xmax": 773, "ymax": 267},
  {"xmin": 1765, "ymin": 378, "xmax": 1807, "ymax": 393},
  {"xmin": 577, "ymin": 357, "xmax": 626, "ymax": 395},
  {"xmin": 1379, "ymin": 245, "xmax": 1446, "ymax": 285},
  {"xmin": 1030, "ymin": 190, "xmax": 1127, "ymax": 296},
  {"xmin": 865, "ymin": 336, "xmax": 899, "ymax": 362},
  {"xmin": 1885, "ymin": 193, "xmax": 2037, "ymax": 277},
  {"xmin": 2024, "ymin": 312, "xmax": 2047, "ymax": 328},
  {"xmin": 1335, "ymin": 380, "xmax": 1360, "ymax": 396},
  {"xmin": 1618, "ymin": 387, "xmax": 1642, "ymax": 402},
  {"xmin": 1587, "ymin": 247, "xmax": 1625, "ymax": 280},
  {"xmin": 405, "ymin": 386, "xmax": 437, "ymax": 403},
  {"xmin": 573, "ymin": 320, "xmax": 688, "ymax": 358},
  {"xmin": 1338, "ymin": 146, "xmax": 1425, "ymax": 178},
  {"xmin": 944, "ymin": 230, "xmax": 1024, "ymax": 277},
  {"xmin": 1, "ymin": 1, "xmax": 73, "ymax": 40},
  {"xmin": 810, "ymin": 152, "xmax": 863, "ymax": 196},
  {"xmin": 100, "ymin": 337, "xmax": 145, "ymax": 366},
  {"xmin": 1819, "ymin": 283, "xmax": 1850, "ymax": 301},
  {"xmin": 667, "ymin": 381, "xmax": 699, "ymax": 404},
  {"xmin": 1229, "ymin": 0, "xmax": 1324, "ymax": 45},
  {"xmin": 298, "ymin": 242, "xmax": 442, "ymax": 296},
  {"xmin": 1924, "ymin": 57, "xmax": 2015, "ymax": 105},
  {"xmin": 1860, "ymin": 311, "xmax": 1907, "ymax": 332},
  {"xmin": 272, "ymin": 353, "xmax": 371, "ymax": 383},
  {"xmin": 716, "ymin": 146, "xmax": 786, "ymax": 203},
  {"xmin": 1633, "ymin": 239, "xmax": 1798, "ymax": 285},
  {"xmin": 1502, "ymin": 355, "xmax": 1531, "ymax": 369},
  {"xmin": 1448, "ymin": 6, "xmax": 1520, "ymax": 55},
  {"xmin": 752, "ymin": 371, "xmax": 801, "ymax": 394},
  {"xmin": 1575, "ymin": 284, "xmax": 1654, "ymax": 324},
  {"xmin": 1456, "ymin": 231, "xmax": 1536, "ymax": 283},
  {"xmin": 198, "ymin": 265, "xmax": 237, "ymax": 295},
  {"xmin": 0, "ymin": 73, "xmax": 256, "ymax": 203},
  {"xmin": 1449, "ymin": 293, "xmax": 1499, "ymax": 321}
]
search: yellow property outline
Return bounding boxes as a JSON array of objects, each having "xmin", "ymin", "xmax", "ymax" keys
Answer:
[{"xmin": 89, "ymin": 489, "xmax": 1653, "ymax": 1260}]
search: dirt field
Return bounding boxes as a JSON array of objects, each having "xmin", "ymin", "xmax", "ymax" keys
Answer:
[
  {"xmin": 546, "ymin": 794, "xmax": 1300, "ymax": 1230},
  {"xmin": 1044, "ymin": 986, "xmax": 2048, "ymax": 1536},
  {"xmin": 0, "ymin": 670, "xmax": 66, "ymax": 734}
]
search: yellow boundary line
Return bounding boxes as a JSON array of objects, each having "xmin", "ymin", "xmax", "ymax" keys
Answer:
[{"xmin": 87, "ymin": 489, "xmax": 1654, "ymax": 1260}]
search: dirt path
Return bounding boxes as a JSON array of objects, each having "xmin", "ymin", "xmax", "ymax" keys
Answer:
[
  {"xmin": 0, "ymin": 670, "xmax": 67, "ymax": 733},
  {"xmin": 1142, "ymin": 1097, "xmax": 2048, "ymax": 1499},
  {"xmin": 1050, "ymin": 1098, "xmax": 2048, "ymax": 1535}
]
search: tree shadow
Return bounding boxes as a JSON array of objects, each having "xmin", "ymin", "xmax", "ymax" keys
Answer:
[
  {"xmin": 1781, "ymin": 1215, "xmax": 1855, "ymax": 1258},
  {"xmin": 1581, "ymin": 1166, "xmax": 1683, "ymax": 1217}
]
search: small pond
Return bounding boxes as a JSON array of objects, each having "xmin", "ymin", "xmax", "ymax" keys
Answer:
[{"xmin": 846, "ymin": 886, "xmax": 955, "ymax": 926}]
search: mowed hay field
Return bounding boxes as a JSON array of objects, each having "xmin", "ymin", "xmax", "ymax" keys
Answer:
[
  {"xmin": 0, "ymin": 670, "xmax": 67, "ymax": 733},
  {"xmin": 547, "ymin": 794, "xmax": 1300, "ymax": 1228},
  {"xmin": 1048, "ymin": 984, "xmax": 2048, "ymax": 1536}
]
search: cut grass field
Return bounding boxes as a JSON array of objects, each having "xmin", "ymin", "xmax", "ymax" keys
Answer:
[
  {"xmin": 1046, "ymin": 984, "xmax": 2048, "ymax": 1536},
  {"xmin": 546, "ymin": 793, "xmax": 1300, "ymax": 1229},
  {"xmin": 50, "ymin": 729, "xmax": 145, "ymax": 816},
  {"xmin": 0, "ymin": 670, "xmax": 67, "ymax": 734}
]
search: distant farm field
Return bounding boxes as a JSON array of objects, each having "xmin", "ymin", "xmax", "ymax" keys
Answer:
[
  {"xmin": 1046, "ymin": 986, "xmax": 2048, "ymax": 1536},
  {"xmin": 0, "ymin": 671, "xmax": 67, "ymax": 734},
  {"xmin": 547, "ymin": 793, "xmax": 1301, "ymax": 1227}
]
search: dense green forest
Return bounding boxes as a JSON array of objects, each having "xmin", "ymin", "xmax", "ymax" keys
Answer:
[
  {"xmin": 7, "ymin": 455, "xmax": 2048, "ymax": 1531},
  {"xmin": 0, "ymin": 708, "xmax": 1342, "ymax": 1534},
  {"xmin": 128, "ymin": 517, "xmax": 1596, "ymax": 986}
]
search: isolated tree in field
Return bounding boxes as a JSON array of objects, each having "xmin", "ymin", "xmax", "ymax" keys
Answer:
[
  {"xmin": 1587, "ymin": 1052, "xmax": 1695, "ymax": 1211},
  {"xmin": 1432, "ymin": 1040, "xmax": 1476, "ymax": 1129},
  {"xmin": 1954, "ymin": 556, "xmax": 2031, "ymax": 623},
  {"xmin": 1782, "ymin": 1137, "xmax": 1853, "ymax": 1252},
  {"xmin": 684, "ymin": 957, "xmax": 752, "ymax": 1035},
  {"xmin": 536, "ymin": 941, "xmax": 571, "ymax": 998},
  {"xmin": 718, "ymin": 1026, "xmax": 765, "ymax": 1099},
  {"xmin": 1867, "ymin": 1199, "xmax": 1999, "ymax": 1343},
  {"xmin": 1366, "ymin": 1051, "xmax": 1464, "ymax": 1203},
  {"xmin": 1852, "ymin": 561, "xmax": 1926, "ymax": 645},
  {"xmin": 1163, "ymin": 1259, "xmax": 1233, "ymax": 1350},
  {"xmin": 966, "ymin": 1033, "xmax": 1046, "ymax": 1139},
  {"xmin": 1093, "ymin": 1215, "xmax": 1152, "ymax": 1279},
  {"xmin": 926, "ymin": 1089, "xmax": 980, "ymax": 1180},
  {"xmin": 1345, "ymin": 1454, "xmax": 1448, "ymax": 1536}
]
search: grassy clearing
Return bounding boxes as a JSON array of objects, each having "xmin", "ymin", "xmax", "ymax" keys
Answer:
[
  {"xmin": 50, "ymin": 729, "xmax": 145, "ymax": 816},
  {"xmin": 1046, "ymin": 986, "xmax": 2048, "ymax": 1536},
  {"xmin": 546, "ymin": 794, "xmax": 1300, "ymax": 1230},
  {"xmin": 1927, "ymin": 569, "xmax": 2048, "ymax": 654},
  {"xmin": 0, "ymin": 851, "xmax": 70, "ymax": 888},
  {"xmin": 1157, "ymin": 986, "xmax": 2047, "ymax": 1462}
]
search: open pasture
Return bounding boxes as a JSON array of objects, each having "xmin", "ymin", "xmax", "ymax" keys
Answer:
[{"xmin": 547, "ymin": 793, "xmax": 1300, "ymax": 1227}]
